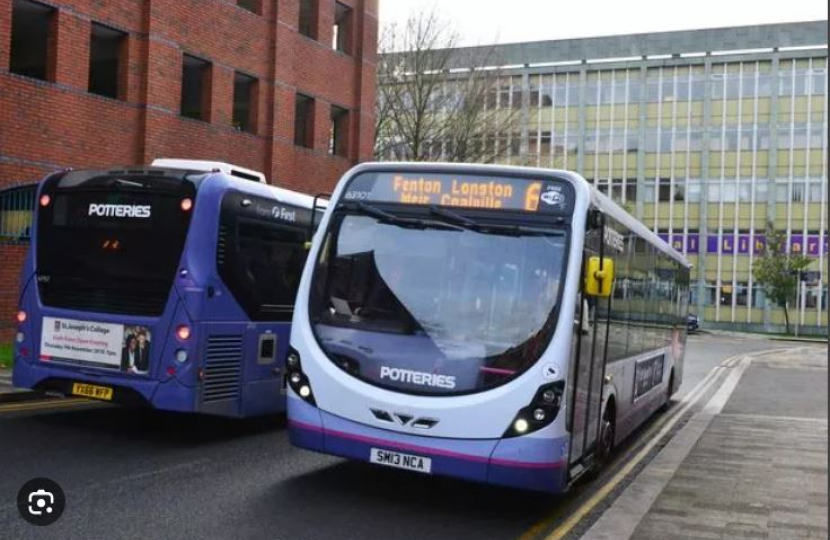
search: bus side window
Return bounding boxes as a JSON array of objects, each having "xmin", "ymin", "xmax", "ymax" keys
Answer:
[{"xmin": 218, "ymin": 195, "xmax": 309, "ymax": 322}]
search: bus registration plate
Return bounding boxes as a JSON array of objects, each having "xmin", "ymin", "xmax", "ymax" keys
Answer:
[
  {"xmin": 370, "ymin": 448, "xmax": 432, "ymax": 474},
  {"xmin": 71, "ymin": 382, "xmax": 114, "ymax": 401}
]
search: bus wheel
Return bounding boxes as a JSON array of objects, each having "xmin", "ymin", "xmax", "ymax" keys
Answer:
[
  {"xmin": 660, "ymin": 371, "xmax": 675, "ymax": 413},
  {"xmin": 595, "ymin": 401, "xmax": 616, "ymax": 469}
]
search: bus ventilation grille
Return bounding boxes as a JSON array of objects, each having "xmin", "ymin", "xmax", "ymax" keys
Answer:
[
  {"xmin": 202, "ymin": 335, "xmax": 243, "ymax": 402},
  {"xmin": 39, "ymin": 279, "xmax": 170, "ymax": 317}
]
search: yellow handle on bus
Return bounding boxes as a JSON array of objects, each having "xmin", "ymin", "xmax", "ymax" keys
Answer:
[{"xmin": 584, "ymin": 256, "xmax": 615, "ymax": 298}]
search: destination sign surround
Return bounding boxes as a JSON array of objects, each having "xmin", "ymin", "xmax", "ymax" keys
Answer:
[{"xmin": 342, "ymin": 172, "xmax": 574, "ymax": 214}]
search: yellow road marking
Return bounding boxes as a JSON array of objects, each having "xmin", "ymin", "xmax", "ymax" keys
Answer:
[
  {"xmin": 0, "ymin": 398, "xmax": 90, "ymax": 413},
  {"xmin": 518, "ymin": 351, "xmax": 751, "ymax": 540}
]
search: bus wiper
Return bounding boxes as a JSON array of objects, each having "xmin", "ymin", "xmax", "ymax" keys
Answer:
[
  {"xmin": 114, "ymin": 178, "xmax": 145, "ymax": 189},
  {"xmin": 482, "ymin": 223, "xmax": 566, "ymax": 237},
  {"xmin": 428, "ymin": 206, "xmax": 563, "ymax": 237},
  {"xmin": 345, "ymin": 201, "xmax": 464, "ymax": 231},
  {"xmin": 429, "ymin": 206, "xmax": 483, "ymax": 231}
]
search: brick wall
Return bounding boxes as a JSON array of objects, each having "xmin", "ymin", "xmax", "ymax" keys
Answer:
[
  {"xmin": 0, "ymin": 0, "xmax": 378, "ymax": 319},
  {"xmin": 0, "ymin": 244, "xmax": 27, "ymax": 341}
]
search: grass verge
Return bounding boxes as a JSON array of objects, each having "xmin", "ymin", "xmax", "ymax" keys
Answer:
[{"xmin": 0, "ymin": 343, "xmax": 12, "ymax": 369}]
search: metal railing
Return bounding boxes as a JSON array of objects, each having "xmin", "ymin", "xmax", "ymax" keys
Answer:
[{"xmin": 0, "ymin": 184, "xmax": 36, "ymax": 245}]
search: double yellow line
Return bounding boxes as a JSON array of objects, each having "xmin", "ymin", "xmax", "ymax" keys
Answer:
[
  {"xmin": 0, "ymin": 398, "xmax": 89, "ymax": 414},
  {"xmin": 518, "ymin": 354, "xmax": 744, "ymax": 540}
]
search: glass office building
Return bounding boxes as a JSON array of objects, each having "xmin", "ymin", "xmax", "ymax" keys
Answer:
[{"xmin": 395, "ymin": 21, "xmax": 828, "ymax": 334}]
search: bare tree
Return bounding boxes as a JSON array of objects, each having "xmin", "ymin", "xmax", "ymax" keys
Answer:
[{"xmin": 375, "ymin": 8, "xmax": 522, "ymax": 164}]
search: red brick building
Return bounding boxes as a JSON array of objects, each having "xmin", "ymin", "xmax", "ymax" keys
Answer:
[{"xmin": 0, "ymin": 0, "xmax": 378, "ymax": 338}]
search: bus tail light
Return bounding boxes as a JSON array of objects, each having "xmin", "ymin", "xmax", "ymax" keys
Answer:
[
  {"xmin": 285, "ymin": 348, "xmax": 316, "ymax": 406},
  {"xmin": 504, "ymin": 381, "xmax": 565, "ymax": 438},
  {"xmin": 16, "ymin": 310, "xmax": 27, "ymax": 324},
  {"xmin": 176, "ymin": 325, "xmax": 191, "ymax": 341}
]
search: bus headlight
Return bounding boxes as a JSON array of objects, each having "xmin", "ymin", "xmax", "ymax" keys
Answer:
[
  {"xmin": 504, "ymin": 381, "xmax": 565, "ymax": 438},
  {"xmin": 284, "ymin": 347, "xmax": 316, "ymax": 406},
  {"xmin": 16, "ymin": 332, "xmax": 25, "ymax": 344},
  {"xmin": 175, "ymin": 349, "xmax": 188, "ymax": 364}
]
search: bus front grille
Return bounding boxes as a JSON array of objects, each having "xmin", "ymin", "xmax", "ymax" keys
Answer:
[{"xmin": 202, "ymin": 335, "xmax": 243, "ymax": 403}]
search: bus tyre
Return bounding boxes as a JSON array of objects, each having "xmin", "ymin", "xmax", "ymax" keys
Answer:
[
  {"xmin": 595, "ymin": 403, "xmax": 615, "ymax": 470},
  {"xmin": 660, "ymin": 371, "xmax": 675, "ymax": 413}
]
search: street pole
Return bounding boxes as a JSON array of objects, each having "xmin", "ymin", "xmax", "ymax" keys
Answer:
[{"xmin": 795, "ymin": 280, "xmax": 801, "ymax": 338}]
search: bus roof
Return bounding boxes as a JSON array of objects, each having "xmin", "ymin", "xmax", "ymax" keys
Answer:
[
  {"xmin": 588, "ymin": 183, "xmax": 692, "ymax": 269},
  {"xmin": 151, "ymin": 159, "xmax": 266, "ymax": 184}
]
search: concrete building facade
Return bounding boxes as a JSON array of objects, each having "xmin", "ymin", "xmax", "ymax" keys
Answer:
[{"xmin": 408, "ymin": 22, "xmax": 828, "ymax": 335}]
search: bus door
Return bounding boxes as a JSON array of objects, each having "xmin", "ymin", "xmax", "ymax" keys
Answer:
[{"xmin": 567, "ymin": 226, "xmax": 611, "ymax": 475}]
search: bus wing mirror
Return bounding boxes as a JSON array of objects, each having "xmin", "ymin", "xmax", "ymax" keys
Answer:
[{"xmin": 584, "ymin": 256, "xmax": 614, "ymax": 298}]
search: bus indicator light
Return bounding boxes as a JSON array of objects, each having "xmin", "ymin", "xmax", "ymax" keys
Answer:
[
  {"xmin": 181, "ymin": 198, "xmax": 193, "ymax": 212},
  {"xmin": 39, "ymin": 194, "xmax": 51, "ymax": 207},
  {"xmin": 16, "ymin": 310, "xmax": 27, "ymax": 324},
  {"xmin": 176, "ymin": 325, "xmax": 191, "ymax": 341}
]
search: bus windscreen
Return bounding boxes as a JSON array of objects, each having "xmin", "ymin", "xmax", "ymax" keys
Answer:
[{"xmin": 310, "ymin": 212, "xmax": 569, "ymax": 396}]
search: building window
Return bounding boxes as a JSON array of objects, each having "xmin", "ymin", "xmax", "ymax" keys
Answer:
[
  {"xmin": 333, "ymin": 2, "xmax": 353, "ymax": 54},
  {"xmin": 687, "ymin": 180, "xmax": 701, "ymax": 202},
  {"xmin": 232, "ymin": 72, "xmax": 257, "ymax": 133},
  {"xmin": 180, "ymin": 55, "xmax": 211, "ymax": 121},
  {"xmin": 10, "ymin": 0, "xmax": 55, "ymax": 81},
  {"xmin": 237, "ymin": 0, "xmax": 261, "ymax": 14},
  {"xmin": 791, "ymin": 182, "xmax": 806, "ymax": 203},
  {"xmin": 704, "ymin": 282, "xmax": 718, "ymax": 306},
  {"xmin": 735, "ymin": 283, "xmax": 749, "ymax": 307},
  {"xmin": 625, "ymin": 182, "xmax": 637, "ymax": 203},
  {"xmin": 88, "ymin": 23, "xmax": 126, "ymax": 99},
  {"xmin": 294, "ymin": 94, "xmax": 315, "ymax": 148},
  {"xmin": 658, "ymin": 179, "xmax": 672, "ymax": 202},
  {"xmin": 299, "ymin": 0, "xmax": 318, "ymax": 39},
  {"xmin": 719, "ymin": 284, "xmax": 733, "ymax": 307},
  {"xmin": 330, "ymin": 105, "xmax": 349, "ymax": 157}
]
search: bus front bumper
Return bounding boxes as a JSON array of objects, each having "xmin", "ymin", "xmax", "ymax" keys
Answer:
[
  {"xmin": 12, "ymin": 359, "xmax": 196, "ymax": 412},
  {"xmin": 288, "ymin": 396, "xmax": 569, "ymax": 493}
]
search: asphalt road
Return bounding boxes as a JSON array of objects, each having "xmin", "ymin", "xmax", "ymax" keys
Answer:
[{"xmin": 0, "ymin": 334, "xmax": 802, "ymax": 540}]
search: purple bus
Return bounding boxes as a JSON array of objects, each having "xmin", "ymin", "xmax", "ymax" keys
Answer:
[{"xmin": 13, "ymin": 161, "xmax": 323, "ymax": 417}]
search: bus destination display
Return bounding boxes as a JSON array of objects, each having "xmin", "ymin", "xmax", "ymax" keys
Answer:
[{"xmin": 342, "ymin": 173, "xmax": 574, "ymax": 214}]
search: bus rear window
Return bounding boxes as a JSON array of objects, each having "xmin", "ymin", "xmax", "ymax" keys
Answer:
[{"xmin": 36, "ymin": 174, "xmax": 196, "ymax": 317}]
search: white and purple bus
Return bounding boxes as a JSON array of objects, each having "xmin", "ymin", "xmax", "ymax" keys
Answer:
[
  {"xmin": 13, "ymin": 160, "xmax": 325, "ymax": 417},
  {"xmin": 286, "ymin": 163, "xmax": 690, "ymax": 492}
]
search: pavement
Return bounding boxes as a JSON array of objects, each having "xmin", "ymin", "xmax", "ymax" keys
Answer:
[
  {"xmin": 0, "ymin": 367, "xmax": 44, "ymax": 403},
  {"xmin": 0, "ymin": 335, "xmax": 826, "ymax": 540},
  {"xmin": 580, "ymin": 345, "xmax": 828, "ymax": 540}
]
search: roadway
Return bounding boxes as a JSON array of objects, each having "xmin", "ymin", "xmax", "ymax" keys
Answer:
[{"xmin": 0, "ymin": 334, "xmax": 804, "ymax": 540}]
